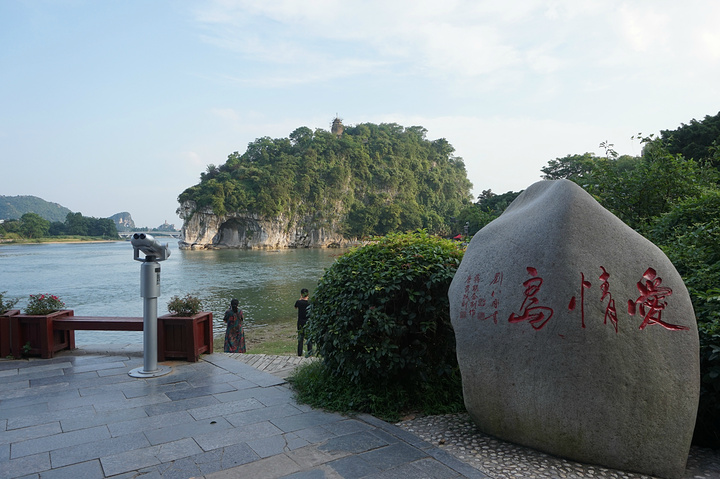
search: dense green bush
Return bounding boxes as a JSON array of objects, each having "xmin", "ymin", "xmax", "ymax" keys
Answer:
[
  {"xmin": 294, "ymin": 231, "xmax": 465, "ymax": 418},
  {"xmin": 289, "ymin": 359, "xmax": 463, "ymax": 422}
]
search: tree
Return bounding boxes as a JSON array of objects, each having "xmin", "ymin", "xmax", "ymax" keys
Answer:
[
  {"xmin": 178, "ymin": 122, "xmax": 474, "ymax": 238},
  {"xmin": 20, "ymin": 213, "xmax": 50, "ymax": 238},
  {"xmin": 587, "ymin": 139, "xmax": 716, "ymax": 230},
  {"xmin": 0, "ymin": 219, "xmax": 20, "ymax": 236},
  {"xmin": 661, "ymin": 111, "xmax": 720, "ymax": 166},
  {"xmin": 64, "ymin": 212, "xmax": 89, "ymax": 236},
  {"xmin": 454, "ymin": 190, "xmax": 522, "ymax": 236},
  {"xmin": 88, "ymin": 218, "xmax": 119, "ymax": 238},
  {"xmin": 540, "ymin": 153, "xmax": 597, "ymax": 182},
  {"xmin": 48, "ymin": 221, "xmax": 66, "ymax": 236}
]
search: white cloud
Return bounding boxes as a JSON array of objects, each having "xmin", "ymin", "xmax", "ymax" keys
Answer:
[
  {"xmin": 376, "ymin": 113, "xmax": 644, "ymax": 196},
  {"xmin": 193, "ymin": 0, "xmax": 720, "ymax": 96}
]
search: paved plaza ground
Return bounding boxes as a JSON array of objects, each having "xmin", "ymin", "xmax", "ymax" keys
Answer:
[{"xmin": 0, "ymin": 346, "xmax": 485, "ymax": 478}]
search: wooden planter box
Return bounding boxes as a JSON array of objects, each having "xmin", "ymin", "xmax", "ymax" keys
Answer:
[
  {"xmin": 0, "ymin": 309, "xmax": 74, "ymax": 359},
  {"xmin": 158, "ymin": 311, "xmax": 213, "ymax": 362}
]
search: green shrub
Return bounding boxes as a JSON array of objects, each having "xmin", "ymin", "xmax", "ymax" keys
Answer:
[
  {"xmin": 693, "ymin": 291, "xmax": 720, "ymax": 447},
  {"xmin": 303, "ymin": 230, "xmax": 465, "ymax": 416},
  {"xmin": 167, "ymin": 294, "xmax": 203, "ymax": 316},
  {"xmin": 0, "ymin": 291, "xmax": 19, "ymax": 314},
  {"xmin": 288, "ymin": 360, "xmax": 464, "ymax": 422}
]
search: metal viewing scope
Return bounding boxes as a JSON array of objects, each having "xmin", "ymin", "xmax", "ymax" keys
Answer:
[
  {"xmin": 128, "ymin": 232, "xmax": 172, "ymax": 378},
  {"xmin": 131, "ymin": 233, "xmax": 170, "ymax": 262}
]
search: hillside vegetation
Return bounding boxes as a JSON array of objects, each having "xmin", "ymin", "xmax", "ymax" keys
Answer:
[
  {"xmin": 178, "ymin": 122, "xmax": 473, "ymax": 237},
  {"xmin": 0, "ymin": 195, "xmax": 72, "ymax": 223}
]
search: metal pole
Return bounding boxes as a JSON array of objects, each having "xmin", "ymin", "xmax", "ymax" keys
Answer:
[{"xmin": 129, "ymin": 260, "xmax": 171, "ymax": 378}]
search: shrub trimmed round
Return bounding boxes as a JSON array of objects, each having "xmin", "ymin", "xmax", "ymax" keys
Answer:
[{"xmin": 307, "ymin": 231, "xmax": 465, "ymax": 389}]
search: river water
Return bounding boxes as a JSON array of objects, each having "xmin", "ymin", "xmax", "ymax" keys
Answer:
[{"xmin": 0, "ymin": 241, "xmax": 341, "ymax": 345}]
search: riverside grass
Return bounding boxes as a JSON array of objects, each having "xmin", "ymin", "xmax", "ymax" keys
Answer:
[{"xmin": 213, "ymin": 320, "xmax": 298, "ymax": 355}]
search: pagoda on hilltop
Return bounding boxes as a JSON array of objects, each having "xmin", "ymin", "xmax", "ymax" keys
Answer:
[{"xmin": 331, "ymin": 117, "xmax": 344, "ymax": 137}]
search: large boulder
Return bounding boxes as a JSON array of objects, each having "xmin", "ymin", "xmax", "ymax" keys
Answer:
[{"xmin": 449, "ymin": 179, "xmax": 699, "ymax": 479}]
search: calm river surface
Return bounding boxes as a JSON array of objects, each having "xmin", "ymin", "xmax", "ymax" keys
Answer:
[{"xmin": 0, "ymin": 241, "xmax": 342, "ymax": 345}]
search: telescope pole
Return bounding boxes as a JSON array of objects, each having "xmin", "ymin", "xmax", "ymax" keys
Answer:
[{"xmin": 129, "ymin": 259, "xmax": 171, "ymax": 378}]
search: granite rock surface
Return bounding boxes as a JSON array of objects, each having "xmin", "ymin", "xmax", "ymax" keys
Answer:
[{"xmin": 449, "ymin": 179, "xmax": 700, "ymax": 479}]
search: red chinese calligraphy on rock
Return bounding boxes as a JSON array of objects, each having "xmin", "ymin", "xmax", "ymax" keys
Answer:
[
  {"xmin": 509, "ymin": 267, "xmax": 553, "ymax": 330},
  {"xmin": 599, "ymin": 266, "xmax": 619, "ymax": 333},
  {"xmin": 627, "ymin": 268, "xmax": 689, "ymax": 331},
  {"xmin": 568, "ymin": 273, "xmax": 592, "ymax": 328},
  {"xmin": 459, "ymin": 272, "xmax": 502, "ymax": 323}
]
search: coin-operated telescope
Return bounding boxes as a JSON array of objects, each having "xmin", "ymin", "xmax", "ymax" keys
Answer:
[
  {"xmin": 132, "ymin": 233, "xmax": 170, "ymax": 262},
  {"xmin": 129, "ymin": 233, "xmax": 172, "ymax": 378}
]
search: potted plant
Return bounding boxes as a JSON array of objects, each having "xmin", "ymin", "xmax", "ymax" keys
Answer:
[
  {"xmin": 167, "ymin": 294, "xmax": 202, "ymax": 317},
  {"xmin": 158, "ymin": 294, "xmax": 213, "ymax": 362},
  {"xmin": 0, "ymin": 291, "xmax": 19, "ymax": 315},
  {"xmin": 4, "ymin": 294, "xmax": 74, "ymax": 358},
  {"xmin": 0, "ymin": 291, "xmax": 20, "ymax": 357}
]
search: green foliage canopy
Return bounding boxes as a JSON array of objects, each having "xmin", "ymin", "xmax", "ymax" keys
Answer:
[
  {"xmin": 19, "ymin": 213, "xmax": 50, "ymax": 239},
  {"xmin": 307, "ymin": 231, "xmax": 464, "ymax": 387},
  {"xmin": 455, "ymin": 189, "xmax": 523, "ymax": 236},
  {"xmin": 293, "ymin": 231, "xmax": 465, "ymax": 420},
  {"xmin": 661, "ymin": 111, "xmax": 720, "ymax": 167},
  {"xmin": 178, "ymin": 123, "xmax": 474, "ymax": 237},
  {"xmin": 0, "ymin": 212, "xmax": 119, "ymax": 240}
]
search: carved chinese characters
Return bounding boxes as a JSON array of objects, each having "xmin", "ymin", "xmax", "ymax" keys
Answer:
[
  {"xmin": 459, "ymin": 265, "xmax": 689, "ymax": 334},
  {"xmin": 449, "ymin": 179, "xmax": 699, "ymax": 479}
]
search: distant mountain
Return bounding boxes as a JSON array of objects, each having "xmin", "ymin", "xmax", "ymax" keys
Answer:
[
  {"xmin": 110, "ymin": 212, "xmax": 135, "ymax": 231},
  {"xmin": 0, "ymin": 195, "xmax": 73, "ymax": 223}
]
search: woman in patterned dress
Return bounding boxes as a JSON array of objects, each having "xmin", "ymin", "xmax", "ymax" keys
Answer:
[{"xmin": 223, "ymin": 298, "xmax": 246, "ymax": 353}]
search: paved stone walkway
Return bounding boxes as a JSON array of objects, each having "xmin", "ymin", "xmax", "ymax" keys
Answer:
[
  {"xmin": 237, "ymin": 353, "xmax": 720, "ymax": 479},
  {"xmin": 0, "ymin": 348, "xmax": 484, "ymax": 479},
  {"xmin": 2, "ymin": 347, "xmax": 718, "ymax": 478}
]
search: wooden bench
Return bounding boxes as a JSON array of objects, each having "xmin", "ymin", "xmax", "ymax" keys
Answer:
[
  {"xmin": 54, "ymin": 316, "xmax": 144, "ymax": 332},
  {"xmin": 0, "ymin": 311, "xmax": 213, "ymax": 362}
]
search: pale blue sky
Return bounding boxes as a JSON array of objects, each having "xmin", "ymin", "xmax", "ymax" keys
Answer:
[{"xmin": 2, "ymin": 0, "xmax": 718, "ymax": 227}]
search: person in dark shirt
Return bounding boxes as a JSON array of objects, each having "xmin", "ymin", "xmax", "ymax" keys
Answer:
[{"xmin": 294, "ymin": 288, "xmax": 312, "ymax": 357}]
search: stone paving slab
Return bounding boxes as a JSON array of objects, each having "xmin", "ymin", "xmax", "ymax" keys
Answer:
[{"xmin": 0, "ymin": 348, "xmax": 486, "ymax": 479}]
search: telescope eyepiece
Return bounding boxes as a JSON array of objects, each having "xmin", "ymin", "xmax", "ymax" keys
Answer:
[{"xmin": 131, "ymin": 233, "xmax": 170, "ymax": 262}]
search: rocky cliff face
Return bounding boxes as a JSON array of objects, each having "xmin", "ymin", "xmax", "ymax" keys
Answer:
[
  {"xmin": 177, "ymin": 201, "xmax": 353, "ymax": 249},
  {"xmin": 110, "ymin": 212, "xmax": 135, "ymax": 230}
]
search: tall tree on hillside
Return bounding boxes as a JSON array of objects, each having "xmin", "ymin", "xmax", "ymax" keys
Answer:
[
  {"xmin": 65, "ymin": 212, "xmax": 89, "ymax": 236},
  {"xmin": 20, "ymin": 213, "xmax": 50, "ymax": 238},
  {"xmin": 660, "ymin": 111, "xmax": 720, "ymax": 166}
]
